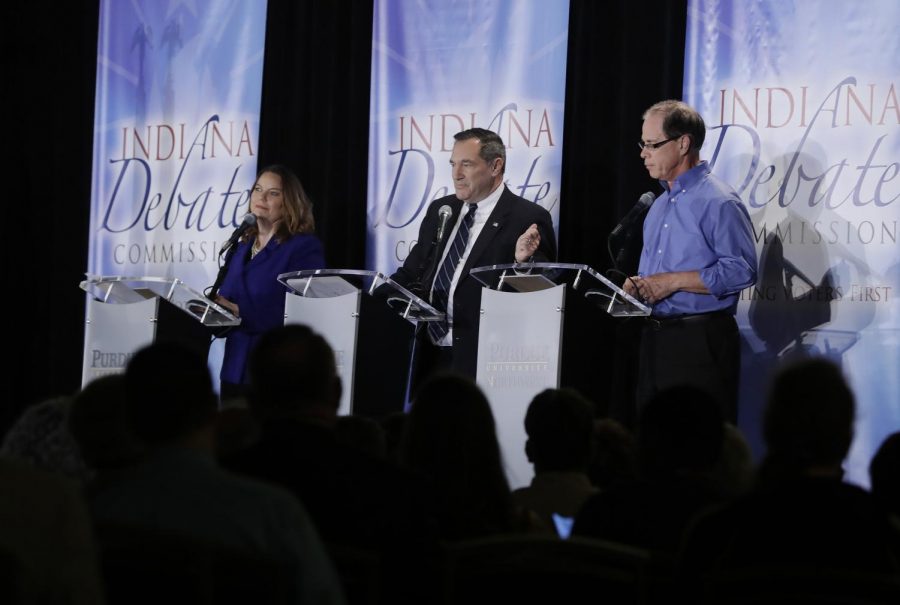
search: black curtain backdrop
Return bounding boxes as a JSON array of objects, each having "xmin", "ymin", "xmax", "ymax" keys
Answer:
[
  {"xmin": 6, "ymin": 1, "xmax": 100, "ymax": 434},
  {"xmin": 6, "ymin": 0, "xmax": 685, "ymax": 434}
]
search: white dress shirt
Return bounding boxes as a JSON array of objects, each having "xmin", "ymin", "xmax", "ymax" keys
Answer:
[{"xmin": 429, "ymin": 184, "xmax": 504, "ymax": 346}]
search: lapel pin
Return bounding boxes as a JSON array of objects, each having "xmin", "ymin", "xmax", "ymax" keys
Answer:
[{"xmin": 492, "ymin": 222, "xmax": 499, "ymax": 227}]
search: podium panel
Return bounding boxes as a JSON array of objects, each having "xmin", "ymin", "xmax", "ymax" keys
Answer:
[
  {"xmin": 285, "ymin": 290, "xmax": 361, "ymax": 416},
  {"xmin": 83, "ymin": 297, "xmax": 158, "ymax": 385},
  {"xmin": 476, "ymin": 285, "xmax": 565, "ymax": 488},
  {"xmin": 471, "ymin": 262, "xmax": 649, "ymax": 488}
]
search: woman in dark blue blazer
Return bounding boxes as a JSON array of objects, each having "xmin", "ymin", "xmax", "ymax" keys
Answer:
[{"xmin": 216, "ymin": 165, "xmax": 325, "ymax": 398}]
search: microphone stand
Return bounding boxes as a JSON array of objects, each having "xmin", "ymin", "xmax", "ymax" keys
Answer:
[
  {"xmin": 207, "ymin": 244, "xmax": 240, "ymax": 302},
  {"xmin": 419, "ymin": 233, "xmax": 447, "ymax": 302},
  {"xmin": 405, "ymin": 230, "xmax": 446, "ymax": 407},
  {"xmin": 607, "ymin": 232, "xmax": 620, "ymax": 271},
  {"xmin": 607, "ymin": 213, "xmax": 649, "ymax": 275},
  {"xmin": 407, "ymin": 227, "xmax": 446, "ymax": 302}
]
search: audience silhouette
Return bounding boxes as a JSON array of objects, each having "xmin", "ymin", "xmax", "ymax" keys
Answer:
[
  {"xmin": 574, "ymin": 385, "xmax": 726, "ymax": 553},
  {"xmin": 871, "ymin": 431, "xmax": 900, "ymax": 525},
  {"xmin": 90, "ymin": 340, "xmax": 344, "ymax": 604},
  {"xmin": 1, "ymin": 396, "xmax": 88, "ymax": 479},
  {"xmin": 223, "ymin": 324, "xmax": 435, "ymax": 604},
  {"xmin": 511, "ymin": 388, "xmax": 597, "ymax": 533},
  {"xmin": 335, "ymin": 415, "xmax": 388, "ymax": 460},
  {"xmin": 6, "ymin": 326, "xmax": 900, "ymax": 603},
  {"xmin": 679, "ymin": 358, "xmax": 899, "ymax": 584},
  {"xmin": 0, "ymin": 458, "xmax": 105, "ymax": 604},
  {"xmin": 401, "ymin": 373, "xmax": 539, "ymax": 540},
  {"xmin": 69, "ymin": 374, "xmax": 144, "ymax": 481},
  {"xmin": 587, "ymin": 417, "xmax": 637, "ymax": 490}
]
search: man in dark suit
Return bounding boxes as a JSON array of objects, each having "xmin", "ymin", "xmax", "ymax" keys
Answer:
[{"xmin": 390, "ymin": 127, "xmax": 557, "ymax": 382}]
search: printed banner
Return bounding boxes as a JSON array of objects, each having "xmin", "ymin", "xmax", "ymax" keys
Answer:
[
  {"xmin": 366, "ymin": 0, "xmax": 570, "ymax": 274},
  {"xmin": 684, "ymin": 0, "xmax": 900, "ymax": 485},
  {"xmin": 89, "ymin": 0, "xmax": 268, "ymax": 288}
]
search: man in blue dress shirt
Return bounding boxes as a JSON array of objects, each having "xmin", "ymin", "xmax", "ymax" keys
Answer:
[{"xmin": 625, "ymin": 100, "xmax": 757, "ymax": 422}]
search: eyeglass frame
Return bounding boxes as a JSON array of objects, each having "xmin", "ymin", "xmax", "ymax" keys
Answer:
[{"xmin": 637, "ymin": 135, "xmax": 681, "ymax": 151}]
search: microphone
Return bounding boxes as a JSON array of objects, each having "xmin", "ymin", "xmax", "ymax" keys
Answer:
[
  {"xmin": 219, "ymin": 213, "xmax": 257, "ymax": 256},
  {"xmin": 411, "ymin": 205, "xmax": 455, "ymax": 299},
  {"xmin": 610, "ymin": 191, "xmax": 655, "ymax": 237},
  {"xmin": 436, "ymin": 205, "xmax": 453, "ymax": 243}
]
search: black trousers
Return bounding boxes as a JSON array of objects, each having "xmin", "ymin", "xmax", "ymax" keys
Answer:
[
  {"xmin": 636, "ymin": 312, "xmax": 740, "ymax": 423},
  {"xmin": 408, "ymin": 334, "xmax": 455, "ymax": 399}
]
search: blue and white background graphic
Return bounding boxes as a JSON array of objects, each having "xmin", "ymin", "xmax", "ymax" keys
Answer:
[
  {"xmin": 366, "ymin": 0, "xmax": 570, "ymax": 274},
  {"xmin": 88, "ymin": 0, "xmax": 268, "ymax": 290},
  {"xmin": 685, "ymin": 0, "xmax": 900, "ymax": 485}
]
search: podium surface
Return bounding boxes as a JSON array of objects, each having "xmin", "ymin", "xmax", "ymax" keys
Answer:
[
  {"xmin": 279, "ymin": 268, "xmax": 443, "ymax": 323},
  {"xmin": 470, "ymin": 262, "xmax": 649, "ymax": 487},
  {"xmin": 470, "ymin": 262, "xmax": 651, "ymax": 317},
  {"xmin": 81, "ymin": 275, "xmax": 240, "ymax": 327}
]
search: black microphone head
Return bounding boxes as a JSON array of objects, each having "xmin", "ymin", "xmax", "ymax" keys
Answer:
[
  {"xmin": 609, "ymin": 192, "xmax": 657, "ymax": 238},
  {"xmin": 219, "ymin": 213, "xmax": 258, "ymax": 256}
]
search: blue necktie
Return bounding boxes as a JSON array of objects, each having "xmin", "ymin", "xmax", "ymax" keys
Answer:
[{"xmin": 428, "ymin": 203, "xmax": 477, "ymax": 343}]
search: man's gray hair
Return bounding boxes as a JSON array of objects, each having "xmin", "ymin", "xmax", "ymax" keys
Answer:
[
  {"xmin": 454, "ymin": 127, "xmax": 506, "ymax": 173},
  {"xmin": 643, "ymin": 100, "xmax": 706, "ymax": 152}
]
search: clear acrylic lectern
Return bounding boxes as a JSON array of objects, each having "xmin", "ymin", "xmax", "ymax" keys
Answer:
[
  {"xmin": 467, "ymin": 262, "xmax": 650, "ymax": 488},
  {"xmin": 80, "ymin": 275, "xmax": 239, "ymax": 386},
  {"xmin": 278, "ymin": 269, "xmax": 443, "ymax": 417}
]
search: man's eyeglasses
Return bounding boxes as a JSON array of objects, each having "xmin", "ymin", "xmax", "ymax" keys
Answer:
[{"xmin": 638, "ymin": 136, "xmax": 679, "ymax": 151}]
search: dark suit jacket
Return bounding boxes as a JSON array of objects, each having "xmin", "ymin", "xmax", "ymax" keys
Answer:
[{"xmin": 390, "ymin": 186, "xmax": 557, "ymax": 377}]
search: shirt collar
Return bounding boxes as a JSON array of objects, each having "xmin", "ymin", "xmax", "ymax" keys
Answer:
[
  {"xmin": 469, "ymin": 183, "xmax": 504, "ymax": 220},
  {"xmin": 660, "ymin": 160, "xmax": 710, "ymax": 193}
]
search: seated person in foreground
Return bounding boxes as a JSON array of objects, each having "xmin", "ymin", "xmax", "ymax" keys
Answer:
[
  {"xmin": 223, "ymin": 325, "xmax": 436, "ymax": 603},
  {"xmin": 511, "ymin": 388, "xmax": 597, "ymax": 533},
  {"xmin": 574, "ymin": 385, "xmax": 727, "ymax": 553},
  {"xmin": 679, "ymin": 359, "xmax": 899, "ymax": 576},
  {"xmin": 400, "ymin": 373, "xmax": 542, "ymax": 540},
  {"xmin": 90, "ymin": 341, "xmax": 343, "ymax": 605}
]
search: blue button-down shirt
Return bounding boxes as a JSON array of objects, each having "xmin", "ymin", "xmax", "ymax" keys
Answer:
[{"xmin": 638, "ymin": 161, "xmax": 757, "ymax": 317}]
